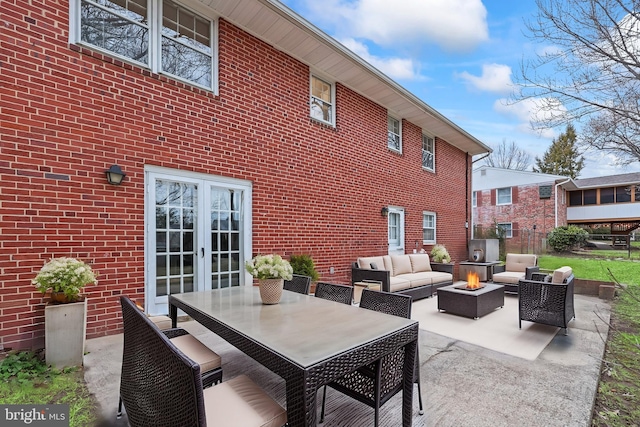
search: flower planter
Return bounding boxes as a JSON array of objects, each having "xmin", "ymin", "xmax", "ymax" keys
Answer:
[
  {"xmin": 258, "ymin": 278, "xmax": 284, "ymax": 304},
  {"xmin": 45, "ymin": 298, "xmax": 87, "ymax": 368}
]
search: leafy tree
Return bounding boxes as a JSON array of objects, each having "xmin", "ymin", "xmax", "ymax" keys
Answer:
[
  {"xmin": 533, "ymin": 124, "xmax": 584, "ymax": 178},
  {"xmin": 483, "ymin": 139, "xmax": 532, "ymax": 171},
  {"xmin": 512, "ymin": 0, "xmax": 640, "ymax": 165}
]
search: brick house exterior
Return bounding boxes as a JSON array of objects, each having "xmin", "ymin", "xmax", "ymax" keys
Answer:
[
  {"xmin": 1, "ymin": 0, "xmax": 489, "ymax": 350},
  {"xmin": 472, "ymin": 167, "xmax": 569, "ymax": 252}
]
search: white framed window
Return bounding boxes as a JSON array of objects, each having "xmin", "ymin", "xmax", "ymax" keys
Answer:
[
  {"xmin": 422, "ymin": 134, "xmax": 434, "ymax": 171},
  {"xmin": 472, "ymin": 191, "xmax": 477, "ymax": 207},
  {"xmin": 422, "ymin": 211, "xmax": 436, "ymax": 244},
  {"xmin": 72, "ymin": 0, "xmax": 217, "ymax": 92},
  {"xmin": 497, "ymin": 222, "xmax": 513, "ymax": 238},
  {"xmin": 497, "ymin": 187, "xmax": 512, "ymax": 205},
  {"xmin": 387, "ymin": 116, "xmax": 401, "ymax": 152},
  {"xmin": 310, "ymin": 74, "xmax": 335, "ymax": 125}
]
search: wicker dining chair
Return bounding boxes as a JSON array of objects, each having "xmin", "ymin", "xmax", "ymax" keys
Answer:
[
  {"xmin": 118, "ymin": 296, "xmax": 287, "ymax": 427},
  {"xmin": 314, "ymin": 282, "xmax": 354, "ymax": 305},
  {"xmin": 283, "ymin": 274, "xmax": 311, "ymax": 295},
  {"xmin": 320, "ymin": 289, "xmax": 423, "ymax": 426},
  {"xmin": 117, "ymin": 302, "xmax": 223, "ymax": 419}
]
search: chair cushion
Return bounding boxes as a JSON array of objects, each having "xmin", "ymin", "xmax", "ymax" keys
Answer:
[
  {"xmin": 171, "ymin": 334, "xmax": 222, "ymax": 373},
  {"xmin": 492, "ymin": 271, "xmax": 525, "ymax": 284},
  {"xmin": 204, "ymin": 374, "xmax": 287, "ymax": 427},
  {"xmin": 552, "ymin": 266, "xmax": 573, "ymax": 284},
  {"xmin": 429, "ymin": 272, "xmax": 454, "ymax": 284},
  {"xmin": 357, "ymin": 256, "xmax": 386, "ymax": 270},
  {"xmin": 505, "ymin": 254, "xmax": 537, "ymax": 273},
  {"xmin": 399, "ymin": 273, "xmax": 432, "ymax": 288},
  {"xmin": 148, "ymin": 315, "xmax": 172, "ymax": 330},
  {"xmin": 389, "ymin": 276, "xmax": 412, "ymax": 292},
  {"xmin": 390, "ymin": 255, "xmax": 412, "ymax": 276},
  {"xmin": 409, "ymin": 254, "xmax": 432, "ymax": 272}
]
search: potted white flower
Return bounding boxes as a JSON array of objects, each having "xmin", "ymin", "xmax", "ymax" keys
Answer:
[
  {"xmin": 33, "ymin": 257, "xmax": 97, "ymax": 368},
  {"xmin": 245, "ymin": 254, "xmax": 293, "ymax": 304},
  {"xmin": 430, "ymin": 244, "xmax": 452, "ymax": 263}
]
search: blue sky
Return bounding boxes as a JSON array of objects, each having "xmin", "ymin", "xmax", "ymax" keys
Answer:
[{"xmin": 281, "ymin": 0, "xmax": 639, "ymax": 178}]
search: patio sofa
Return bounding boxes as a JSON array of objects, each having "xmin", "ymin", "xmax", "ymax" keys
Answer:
[{"xmin": 351, "ymin": 254, "xmax": 453, "ymax": 300}]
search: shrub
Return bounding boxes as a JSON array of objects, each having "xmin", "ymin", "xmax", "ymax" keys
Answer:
[
  {"xmin": 547, "ymin": 225, "xmax": 589, "ymax": 252},
  {"xmin": 289, "ymin": 254, "xmax": 319, "ymax": 282},
  {"xmin": 430, "ymin": 244, "xmax": 451, "ymax": 263}
]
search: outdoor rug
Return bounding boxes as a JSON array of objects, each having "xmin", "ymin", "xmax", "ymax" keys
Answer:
[{"xmin": 411, "ymin": 294, "xmax": 559, "ymax": 360}]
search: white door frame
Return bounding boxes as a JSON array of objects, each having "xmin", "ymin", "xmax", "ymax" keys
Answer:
[
  {"xmin": 144, "ymin": 165, "xmax": 253, "ymax": 315},
  {"xmin": 387, "ymin": 206, "xmax": 405, "ymax": 255}
]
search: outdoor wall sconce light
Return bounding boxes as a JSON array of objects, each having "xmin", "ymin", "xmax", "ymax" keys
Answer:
[
  {"xmin": 381, "ymin": 206, "xmax": 389, "ymax": 217},
  {"xmin": 105, "ymin": 164, "xmax": 126, "ymax": 185}
]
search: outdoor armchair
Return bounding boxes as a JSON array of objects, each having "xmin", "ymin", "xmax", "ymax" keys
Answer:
[
  {"xmin": 314, "ymin": 282, "xmax": 354, "ymax": 304},
  {"xmin": 118, "ymin": 296, "xmax": 287, "ymax": 427},
  {"xmin": 518, "ymin": 266, "xmax": 575, "ymax": 334},
  {"xmin": 283, "ymin": 273, "xmax": 311, "ymax": 295},
  {"xmin": 320, "ymin": 289, "xmax": 423, "ymax": 426},
  {"xmin": 492, "ymin": 253, "xmax": 539, "ymax": 293}
]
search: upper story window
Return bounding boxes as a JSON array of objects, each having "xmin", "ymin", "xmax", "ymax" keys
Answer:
[
  {"xmin": 583, "ymin": 189, "xmax": 597, "ymax": 205},
  {"xmin": 387, "ymin": 116, "xmax": 401, "ymax": 152},
  {"xmin": 422, "ymin": 212, "xmax": 436, "ymax": 244},
  {"xmin": 310, "ymin": 75, "xmax": 334, "ymax": 125},
  {"xmin": 422, "ymin": 134, "xmax": 434, "ymax": 171},
  {"xmin": 600, "ymin": 187, "xmax": 615, "ymax": 204},
  {"xmin": 75, "ymin": 0, "xmax": 216, "ymax": 91},
  {"xmin": 496, "ymin": 187, "xmax": 512, "ymax": 205},
  {"xmin": 472, "ymin": 191, "xmax": 477, "ymax": 207}
]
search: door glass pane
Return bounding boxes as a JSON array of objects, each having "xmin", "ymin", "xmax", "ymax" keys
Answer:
[
  {"xmin": 154, "ymin": 179, "xmax": 198, "ymax": 297},
  {"xmin": 209, "ymin": 188, "xmax": 242, "ymax": 289}
]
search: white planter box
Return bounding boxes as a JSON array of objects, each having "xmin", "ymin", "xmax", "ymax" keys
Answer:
[{"xmin": 45, "ymin": 298, "xmax": 87, "ymax": 368}]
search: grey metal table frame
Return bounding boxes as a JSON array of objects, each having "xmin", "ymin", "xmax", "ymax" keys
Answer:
[
  {"xmin": 169, "ymin": 287, "xmax": 418, "ymax": 427},
  {"xmin": 437, "ymin": 283, "xmax": 505, "ymax": 319}
]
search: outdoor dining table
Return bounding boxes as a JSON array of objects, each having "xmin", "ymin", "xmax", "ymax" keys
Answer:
[{"xmin": 169, "ymin": 286, "xmax": 419, "ymax": 427}]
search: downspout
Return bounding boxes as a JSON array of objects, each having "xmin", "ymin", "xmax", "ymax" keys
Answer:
[
  {"xmin": 555, "ymin": 178, "xmax": 571, "ymax": 228},
  {"xmin": 469, "ymin": 153, "xmax": 490, "ymax": 240},
  {"xmin": 466, "ymin": 154, "xmax": 469, "ymax": 242}
]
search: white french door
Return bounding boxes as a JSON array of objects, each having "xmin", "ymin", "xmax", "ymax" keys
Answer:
[
  {"xmin": 388, "ymin": 207, "xmax": 405, "ymax": 255},
  {"xmin": 145, "ymin": 167, "xmax": 252, "ymax": 315}
]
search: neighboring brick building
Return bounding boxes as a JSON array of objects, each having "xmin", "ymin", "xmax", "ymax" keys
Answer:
[
  {"xmin": 0, "ymin": 0, "xmax": 489, "ymax": 350},
  {"xmin": 472, "ymin": 167, "xmax": 570, "ymax": 252}
]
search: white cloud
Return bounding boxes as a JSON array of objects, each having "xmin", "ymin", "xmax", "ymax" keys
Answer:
[
  {"xmin": 303, "ymin": 0, "xmax": 489, "ymax": 53},
  {"xmin": 458, "ymin": 63, "xmax": 513, "ymax": 94},
  {"xmin": 339, "ymin": 38, "xmax": 421, "ymax": 80},
  {"xmin": 493, "ymin": 97, "xmax": 565, "ymax": 139}
]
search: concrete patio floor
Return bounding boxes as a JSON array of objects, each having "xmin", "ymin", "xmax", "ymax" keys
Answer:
[{"xmin": 85, "ymin": 294, "xmax": 610, "ymax": 426}]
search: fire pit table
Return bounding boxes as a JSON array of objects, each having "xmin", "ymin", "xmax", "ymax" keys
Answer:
[{"xmin": 437, "ymin": 282, "xmax": 505, "ymax": 319}]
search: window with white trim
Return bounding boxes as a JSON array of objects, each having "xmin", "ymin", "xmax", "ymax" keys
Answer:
[
  {"xmin": 497, "ymin": 222, "xmax": 513, "ymax": 238},
  {"xmin": 497, "ymin": 187, "xmax": 512, "ymax": 205},
  {"xmin": 422, "ymin": 212, "xmax": 436, "ymax": 244},
  {"xmin": 387, "ymin": 116, "xmax": 401, "ymax": 152},
  {"xmin": 310, "ymin": 75, "xmax": 334, "ymax": 125},
  {"xmin": 74, "ymin": 0, "xmax": 216, "ymax": 91},
  {"xmin": 422, "ymin": 134, "xmax": 434, "ymax": 171},
  {"xmin": 472, "ymin": 191, "xmax": 477, "ymax": 207}
]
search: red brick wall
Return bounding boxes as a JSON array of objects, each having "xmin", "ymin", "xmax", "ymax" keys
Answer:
[
  {"xmin": 473, "ymin": 183, "xmax": 568, "ymax": 250},
  {"xmin": 0, "ymin": 1, "xmax": 471, "ymax": 350}
]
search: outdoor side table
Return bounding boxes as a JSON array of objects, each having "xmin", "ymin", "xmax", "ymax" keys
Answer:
[{"xmin": 353, "ymin": 280, "xmax": 381, "ymax": 304}]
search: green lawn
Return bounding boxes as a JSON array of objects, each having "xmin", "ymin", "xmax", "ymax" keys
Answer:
[{"xmin": 538, "ymin": 255, "xmax": 640, "ymax": 286}]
